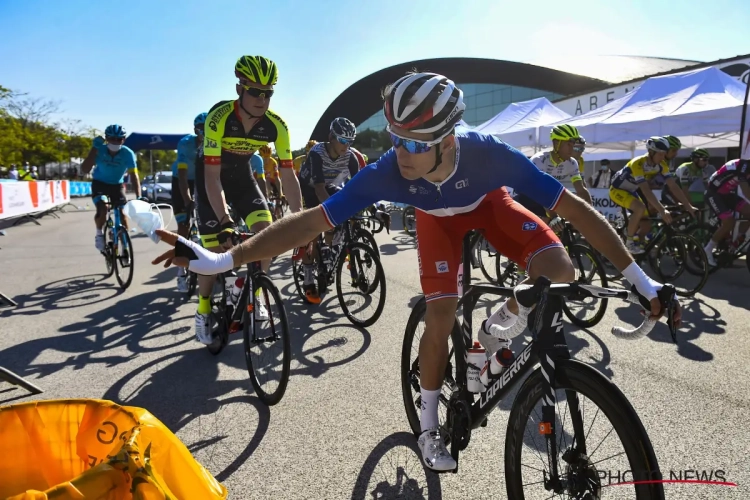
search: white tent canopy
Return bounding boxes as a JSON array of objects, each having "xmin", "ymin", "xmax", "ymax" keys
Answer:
[
  {"xmin": 473, "ymin": 97, "xmax": 570, "ymax": 149},
  {"xmin": 536, "ymin": 66, "xmax": 750, "ymax": 151}
]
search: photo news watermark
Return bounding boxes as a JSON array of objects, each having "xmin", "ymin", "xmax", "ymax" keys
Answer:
[{"xmin": 598, "ymin": 469, "xmax": 738, "ymax": 488}]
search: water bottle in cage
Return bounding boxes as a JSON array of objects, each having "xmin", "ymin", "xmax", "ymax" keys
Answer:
[
  {"xmin": 321, "ymin": 246, "xmax": 333, "ymax": 267},
  {"xmin": 466, "ymin": 342, "xmax": 486, "ymax": 393}
]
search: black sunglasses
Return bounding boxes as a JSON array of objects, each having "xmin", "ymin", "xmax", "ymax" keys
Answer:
[{"xmin": 241, "ymin": 84, "xmax": 274, "ymax": 99}]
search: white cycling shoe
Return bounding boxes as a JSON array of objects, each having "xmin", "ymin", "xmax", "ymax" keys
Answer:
[
  {"xmin": 418, "ymin": 427, "xmax": 456, "ymax": 472},
  {"xmin": 194, "ymin": 312, "xmax": 213, "ymax": 345},
  {"xmin": 95, "ymin": 234, "xmax": 105, "ymax": 252}
]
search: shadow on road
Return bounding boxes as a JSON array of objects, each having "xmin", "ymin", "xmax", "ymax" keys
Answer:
[
  {"xmin": 0, "ymin": 273, "xmax": 121, "ymax": 317},
  {"xmin": 380, "ymin": 234, "xmax": 417, "ymax": 256},
  {"xmin": 351, "ymin": 432, "xmax": 442, "ymax": 500},
  {"xmin": 0, "ymin": 288, "xmax": 192, "ymax": 380},
  {"xmin": 101, "ymin": 349, "xmax": 270, "ymax": 483}
]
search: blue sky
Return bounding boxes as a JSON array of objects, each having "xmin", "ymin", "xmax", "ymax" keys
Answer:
[{"xmin": 1, "ymin": 0, "xmax": 749, "ymax": 149}]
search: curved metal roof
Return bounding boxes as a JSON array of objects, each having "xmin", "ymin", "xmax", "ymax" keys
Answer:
[{"xmin": 310, "ymin": 57, "xmax": 609, "ymax": 140}]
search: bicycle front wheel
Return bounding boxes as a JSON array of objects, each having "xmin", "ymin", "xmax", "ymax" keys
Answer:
[
  {"xmin": 562, "ymin": 244, "xmax": 608, "ymax": 328},
  {"xmin": 354, "ymin": 227, "xmax": 380, "ymax": 258},
  {"xmin": 244, "ymin": 273, "xmax": 291, "ymax": 405},
  {"xmin": 505, "ymin": 360, "xmax": 664, "ymax": 500},
  {"xmin": 336, "ymin": 242, "xmax": 386, "ymax": 327},
  {"xmin": 113, "ymin": 227, "xmax": 134, "ymax": 289}
]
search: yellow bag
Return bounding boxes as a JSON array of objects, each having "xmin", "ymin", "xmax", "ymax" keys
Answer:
[{"xmin": 0, "ymin": 399, "xmax": 227, "ymax": 500}]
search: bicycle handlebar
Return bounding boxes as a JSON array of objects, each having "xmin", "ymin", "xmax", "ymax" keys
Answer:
[{"xmin": 486, "ymin": 278, "xmax": 678, "ymax": 343}]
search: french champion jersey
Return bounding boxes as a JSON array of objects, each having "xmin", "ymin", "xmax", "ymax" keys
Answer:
[
  {"xmin": 530, "ymin": 151, "xmax": 581, "ymax": 191},
  {"xmin": 320, "ymin": 130, "xmax": 564, "ymax": 227}
]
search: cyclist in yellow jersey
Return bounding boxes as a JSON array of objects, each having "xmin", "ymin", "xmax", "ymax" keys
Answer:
[
  {"xmin": 609, "ymin": 136, "xmax": 695, "ymax": 254},
  {"xmin": 190, "ymin": 54, "xmax": 303, "ymax": 345},
  {"xmin": 258, "ymin": 145, "xmax": 283, "ymax": 201}
]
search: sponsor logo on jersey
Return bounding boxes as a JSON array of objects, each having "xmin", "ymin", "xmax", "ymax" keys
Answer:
[
  {"xmin": 435, "ymin": 261, "xmax": 449, "ymax": 273},
  {"xmin": 208, "ymin": 103, "xmax": 232, "ymax": 132},
  {"xmin": 205, "ymin": 139, "xmax": 218, "ymax": 149},
  {"xmin": 409, "ymin": 185, "xmax": 417, "ymax": 194},
  {"xmin": 522, "ymin": 221, "xmax": 537, "ymax": 231},
  {"xmin": 455, "ymin": 179, "xmax": 469, "ymax": 189},
  {"xmin": 266, "ymin": 110, "xmax": 288, "ymax": 130}
]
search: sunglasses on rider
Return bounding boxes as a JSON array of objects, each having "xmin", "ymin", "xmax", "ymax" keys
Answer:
[
  {"xmin": 241, "ymin": 84, "xmax": 274, "ymax": 99},
  {"xmin": 334, "ymin": 135, "xmax": 354, "ymax": 145}
]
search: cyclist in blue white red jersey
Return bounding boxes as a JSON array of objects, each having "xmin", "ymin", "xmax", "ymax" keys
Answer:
[
  {"xmin": 152, "ymin": 72, "xmax": 681, "ymax": 472},
  {"xmin": 81, "ymin": 124, "xmax": 140, "ymax": 252},
  {"xmin": 173, "ymin": 112, "xmax": 205, "ymax": 292},
  {"xmin": 704, "ymin": 158, "xmax": 750, "ymax": 266},
  {"xmin": 297, "ymin": 117, "xmax": 364, "ymax": 303}
]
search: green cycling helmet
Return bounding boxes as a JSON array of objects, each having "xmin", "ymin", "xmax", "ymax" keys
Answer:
[
  {"xmin": 550, "ymin": 124, "xmax": 580, "ymax": 142},
  {"xmin": 690, "ymin": 148, "xmax": 710, "ymax": 159},
  {"xmin": 665, "ymin": 135, "xmax": 682, "ymax": 150}
]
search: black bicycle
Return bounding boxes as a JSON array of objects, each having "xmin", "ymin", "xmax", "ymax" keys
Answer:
[
  {"xmin": 401, "ymin": 237, "xmax": 677, "ymax": 499},
  {"xmin": 292, "ymin": 218, "xmax": 386, "ymax": 327},
  {"xmin": 206, "ymin": 231, "xmax": 291, "ymax": 405},
  {"xmin": 609, "ymin": 210, "xmax": 709, "ymax": 297}
]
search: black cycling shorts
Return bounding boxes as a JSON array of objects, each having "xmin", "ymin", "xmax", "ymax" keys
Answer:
[
  {"xmin": 195, "ymin": 161, "xmax": 271, "ymax": 248},
  {"xmin": 706, "ymin": 189, "xmax": 747, "ymax": 221},
  {"xmin": 512, "ymin": 192, "xmax": 548, "ymax": 219},
  {"xmin": 91, "ymin": 179, "xmax": 127, "ymax": 208},
  {"xmin": 171, "ymin": 177, "xmax": 195, "ymax": 223}
]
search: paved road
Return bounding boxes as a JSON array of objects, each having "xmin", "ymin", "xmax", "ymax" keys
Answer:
[{"xmin": 1, "ymin": 208, "xmax": 749, "ymax": 499}]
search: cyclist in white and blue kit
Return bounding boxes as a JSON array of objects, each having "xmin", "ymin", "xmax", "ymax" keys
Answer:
[{"xmin": 81, "ymin": 124, "xmax": 140, "ymax": 252}]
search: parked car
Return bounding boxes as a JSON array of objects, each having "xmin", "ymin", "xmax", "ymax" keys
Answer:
[{"xmin": 141, "ymin": 171, "xmax": 173, "ymax": 203}]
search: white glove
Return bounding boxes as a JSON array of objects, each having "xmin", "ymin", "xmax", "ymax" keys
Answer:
[{"xmin": 174, "ymin": 236, "xmax": 235, "ymax": 275}]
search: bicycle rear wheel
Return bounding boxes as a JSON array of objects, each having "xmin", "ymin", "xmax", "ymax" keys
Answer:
[
  {"xmin": 113, "ymin": 227, "xmax": 134, "ymax": 289},
  {"xmin": 207, "ymin": 276, "xmax": 229, "ymax": 355},
  {"xmin": 652, "ymin": 233, "xmax": 708, "ymax": 297},
  {"xmin": 336, "ymin": 242, "xmax": 386, "ymax": 327},
  {"xmin": 505, "ymin": 360, "xmax": 664, "ymax": 499},
  {"xmin": 400, "ymin": 297, "xmax": 463, "ymax": 437},
  {"xmin": 244, "ymin": 273, "xmax": 291, "ymax": 405}
]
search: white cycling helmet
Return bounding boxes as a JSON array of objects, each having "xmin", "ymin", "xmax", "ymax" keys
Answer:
[
  {"xmin": 383, "ymin": 72, "xmax": 465, "ymax": 137},
  {"xmin": 646, "ymin": 136, "xmax": 670, "ymax": 153}
]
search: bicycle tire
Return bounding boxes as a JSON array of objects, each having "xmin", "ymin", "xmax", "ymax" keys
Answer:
[
  {"xmin": 102, "ymin": 229, "xmax": 115, "ymax": 278},
  {"xmin": 291, "ymin": 258, "xmax": 307, "ymax": 301},
  {"xmin": 244, "ymin": 273, "xmax": 291, "ymax": 405},
  {"xmin": 686, "ymin": 222, "xmax": 714, "ymax": 246},
  {"xmin": 400, "ymin": 296, "xmax": 463, "ymax": 437},
  {"xmin": 402, "ymin": 205, "xmax": 416, "ymax": 235},
  {"xmin": 505, "ymin": 360, "xmax": 664, "ymax": 499},
  {"xmin": 653, "ymin": 233, "xmax": 708, "ymax": 297},
  {"xmin": 113, "ymin": 227, "xmax": 134, "ymax": 289},
  {"xmin": 561, "ymin": 244, "xmax": 608, "ymax": 328},
  {"xmin": 354, "ymin": 227, "xmax": 380, "ymax": 258},
  {"xmin": 335, "ymin": 242, "xmax": 386, "ymax": 327}
]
